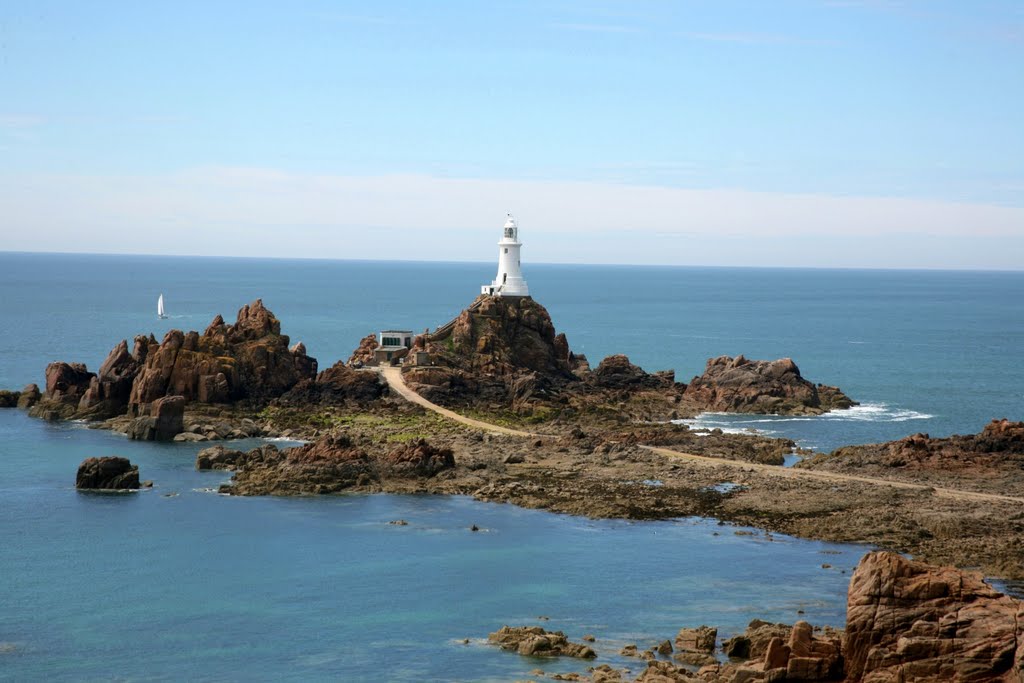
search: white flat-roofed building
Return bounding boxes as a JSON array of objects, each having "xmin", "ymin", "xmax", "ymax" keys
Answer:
[{"xmin": 379, "ymin": 330, "xmax": 413, "ymax": 349}]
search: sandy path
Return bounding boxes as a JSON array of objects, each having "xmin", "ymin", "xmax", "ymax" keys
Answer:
[{"xmin": 380, "ymin": 366, "xmax": 1024, "ymax": 506}]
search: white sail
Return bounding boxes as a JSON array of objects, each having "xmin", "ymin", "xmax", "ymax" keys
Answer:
[{"xmin": 157, "ymin": 294, "xmax": 165, "ymax": 318}]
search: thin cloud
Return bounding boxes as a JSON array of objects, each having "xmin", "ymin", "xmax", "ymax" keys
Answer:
[
  {"xmin": 682, "ymin": 32, "xmax": 838, "ymax": 46},
  {"xmin": 1, "ymin": 168, "xmax": 1021, "ymax": 269},
  {"xmin": 0, "ymin": 115, "xmax": 44, "ymax": 128},
  {"xmin": 548, "ymin": 22, "xmax": 640, "ymax": 34}
]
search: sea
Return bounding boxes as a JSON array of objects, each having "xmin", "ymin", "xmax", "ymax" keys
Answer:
[{"xmin": 0, "ymin": 252, "xmax": 1022, "ymax": 681}]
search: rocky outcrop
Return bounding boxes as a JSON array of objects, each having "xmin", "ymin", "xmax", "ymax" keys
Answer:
[
  {"xmin": 590, "ymin": 354, "xmax": 677, "ymax": 391},
  {"xmin": 16, "ymin": 384, "xmax": 40, "ymax": 409},
  {"xmin": 23, "ymin": 300, "xmax": 316, "ymax": 423},
  {"xmin": 675, "ymin": 625, "xmax": 717, "ymax": 653},
  {"xmin": 378, "ymin": 439, "xmax": 455, "ymax": 477},
  {"xmin": 29, "ymin": 362, "xmax": 96, "ymax": 419},
  {"xmin": 222, "ymin": 435, "xmax": 456, "ymax": 496},
  {"xmin": 195, "ymin": 445, "xmax": 248, "ymax": 470},
  {"xmin": 126, "ymin": 395, "xmax": 185, "ymax": 441},
  {"xmin": 76, "ymin": 337, "xmax": 150, "ymax": 419},
  {"xmin": 722, "ymin": 619, "xmax": 793, "ymax": 660},
  {"xmin": 128, "ymin": 299, "xmax": 316, "ymax": 414},
  {"xmin": 0, "ymin": 390, "xmax": 18, "ymax": 408},
  {"xmin": 487, "ymin": 625, "xmax": 596, "ymax": 659},
  {"xmin": 277, "ymin": 361, "xmax": 386, "ymax": 406},
  {"xmin": 683, "ymin": 355, "xmax": 856, "ymax": 416},
  {"xmin": 45, "ymin": 361, "xmax": 95, "ymax": 403},
  {"xmin": 844, "ymin": 550, "xmax": 1023, "ymax": 682},
  {"xmin": 347, "ymin": 334, "xmax": 379, "ymax": 367},
  {"xmin": 408, "ymin": 295, "xmax": 580, "ymax": 405},
  {"xmin": 75, "ymin": 456, "xmax": 140, "ymax": 490}
]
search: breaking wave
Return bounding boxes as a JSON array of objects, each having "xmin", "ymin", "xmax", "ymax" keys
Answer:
[{"xmin": 675, "ymin": 402, "xmax": 933, "ymax": 433}]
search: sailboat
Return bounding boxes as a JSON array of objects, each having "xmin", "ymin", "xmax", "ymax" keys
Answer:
[{"xmin": 157, "ymin": 294, "xmax": 168, "ymax": 319}]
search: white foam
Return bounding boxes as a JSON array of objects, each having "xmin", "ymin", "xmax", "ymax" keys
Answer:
[
  {"xmin": 820, "ymin": 402, "xmax": 934, "ymax": 423},
  {"xmin": 676, "ymin": 403, "xmax": 933, "ymax": 432}
]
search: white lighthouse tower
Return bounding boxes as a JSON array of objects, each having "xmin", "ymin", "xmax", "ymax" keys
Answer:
[{"xmin": 481, "ymin": 214, "xmax": 530, "ymax": 298}]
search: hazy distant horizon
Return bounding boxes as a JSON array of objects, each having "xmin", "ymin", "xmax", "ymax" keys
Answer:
[{"xmin": 4, "ymin": 248, "xmax": 1022, "ymax": 273}]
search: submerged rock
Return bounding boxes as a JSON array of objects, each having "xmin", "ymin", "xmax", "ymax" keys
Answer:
[{"xmin": 76, "ymin": 456, "xmax": 140, "ymax": 490}]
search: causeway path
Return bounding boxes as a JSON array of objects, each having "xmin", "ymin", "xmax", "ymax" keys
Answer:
[{"xmin": 378, "ymin": 366, "xmax": 1024, "ymax": 506}]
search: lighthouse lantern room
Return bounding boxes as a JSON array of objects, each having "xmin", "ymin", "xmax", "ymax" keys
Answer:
[{"xmin": 481, "ymin": 214, "xmax": 530, "ymax": 298}]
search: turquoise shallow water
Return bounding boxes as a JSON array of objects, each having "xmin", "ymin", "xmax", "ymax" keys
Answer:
[{"xmin": 0, "ymin": 253, "xmax": 1022, "ymax": 680}]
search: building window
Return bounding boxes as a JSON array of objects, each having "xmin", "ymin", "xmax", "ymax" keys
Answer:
[
  {"xmin": 382, "ymin": 337, "xmax": 402, "ymax": 347},
  {"xmin": 504, "ymin": 248, "xmax": 508, "ymax": 254}
]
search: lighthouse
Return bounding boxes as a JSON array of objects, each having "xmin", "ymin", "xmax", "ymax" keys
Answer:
[{"xmin": 481, "ymin": 214, "xmax": 530, "ymax": 298}]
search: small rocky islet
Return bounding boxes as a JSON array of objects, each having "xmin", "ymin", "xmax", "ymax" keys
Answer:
[{"xmin": 4, "ymin": 295, "xmax": 1024, "ymax": 681}]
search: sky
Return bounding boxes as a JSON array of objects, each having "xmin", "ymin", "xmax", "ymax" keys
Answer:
[{"xmin": 1, "ymin": 0, "xmax": 1022, "ymax": 269}]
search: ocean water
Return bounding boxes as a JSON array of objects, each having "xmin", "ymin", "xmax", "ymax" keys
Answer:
[{"xmin": 1, "ymin": 253, "xmax": 1022, "ymax": 681}]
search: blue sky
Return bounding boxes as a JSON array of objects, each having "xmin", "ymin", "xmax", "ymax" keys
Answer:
[{"xmin": 1, "ymin": 1, "xmax": 1022, "ymax": 268}]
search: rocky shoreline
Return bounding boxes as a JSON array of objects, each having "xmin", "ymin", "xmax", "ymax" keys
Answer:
[
  {"xmin": 3, "ymin": 295, "xmax": 1023, "ymax": 680},
  {"xmin": 480, "ymin": 551, "xmax": 1024, "ymax": 682}
]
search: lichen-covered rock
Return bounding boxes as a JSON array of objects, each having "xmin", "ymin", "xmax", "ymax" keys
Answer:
[
  {"xmin": 487, "ymin": 625, "xmax": 596, "ymax": 659},
  {"xmin": 683, "ymin": 355, "xmax": 856, "ymax": 416},
  {"xmin": 75, "ymin": 456, "xmax": 140, "ymax": 490},
  {"xmin": 844, "ymin": 550, "xmax": 1024, "ymax": 682}
]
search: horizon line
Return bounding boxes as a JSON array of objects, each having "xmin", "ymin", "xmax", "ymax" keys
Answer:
[{"xmin": 2, "ymin": 249, "xmax": 1022, "ymax": 275}]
